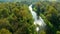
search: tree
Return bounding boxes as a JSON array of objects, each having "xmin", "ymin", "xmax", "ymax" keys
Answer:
[
  {"xmin": 33, "ymin": 1, "xmax": 60, "ymax": 34},
  {"xmin": 0, "ymin": 28, "xmax": 12, "ymax": 34},
  {"xmin": 0, "ymin": 2, "xmax": 35, "ymax": 34}
]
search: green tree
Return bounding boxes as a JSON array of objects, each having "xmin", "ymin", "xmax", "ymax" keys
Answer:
[{"xmin": 0, "ymin": 28, "xmax": 12, "ymax": 34}]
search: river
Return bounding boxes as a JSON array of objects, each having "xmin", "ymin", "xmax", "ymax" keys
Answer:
[{"xmin": 29, "ymin": 4, "xmax": 46, "ymax": 32}]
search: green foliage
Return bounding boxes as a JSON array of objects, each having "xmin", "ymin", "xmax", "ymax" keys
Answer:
[
  {"xmin": 33, "ymin": 1, "xmax": 60, "ymax": 34},
  {"xmin": 0, "ymin": 28, "xmax": 12, "ymax": 34},
  {"xmin": 0, "ymin": 1, "xmax": 60, "ymax": 34},
  {"xmin": 0, "ymin": 2, "xmax": 35, "ymax": 34},
  {"xmin": 39, "ymin": 30, "xmax": 46, "ymax": 34},
  {"xmin": 56, "ymin": 31, "xmax": 60, "ymax": 34}
]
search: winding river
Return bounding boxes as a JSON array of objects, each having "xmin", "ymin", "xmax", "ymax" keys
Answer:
[{"xmin": 29, "ymin": 4, "xmax": 46, "ymax": 31}]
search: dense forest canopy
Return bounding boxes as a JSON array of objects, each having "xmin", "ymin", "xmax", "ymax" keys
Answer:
[
  {"xmin": 0, "ymin": 0, "xmax": 60, "ymax": 34},
  {"xmin": 0, "ymin": 2, "xmax": 36, "ymax": 34},
  {"xmin": 33, "ymin": 1, "xmax": 60, "ymax": 34}
]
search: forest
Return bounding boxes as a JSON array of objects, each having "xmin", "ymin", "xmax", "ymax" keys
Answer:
[{"xmin": 0, "ymin": 0, "xmax": 60, "ymax": 34}]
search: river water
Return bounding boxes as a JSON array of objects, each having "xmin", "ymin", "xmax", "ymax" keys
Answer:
[{"xmin": 29, "ymin": 4, "xmax": 46, "ymax": 31}]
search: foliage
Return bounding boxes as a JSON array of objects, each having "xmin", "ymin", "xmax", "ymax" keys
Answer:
[
  {"xmin": 0, "ymin": 28, "xmax": 12, "ymax": 34},
  {"xmin": 33, "ymin": 1, "xmax": 60, "ymax": 34},
  {"xmin": 0, "ymin": 2, "xmax": 35, "ymax": 34}
]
